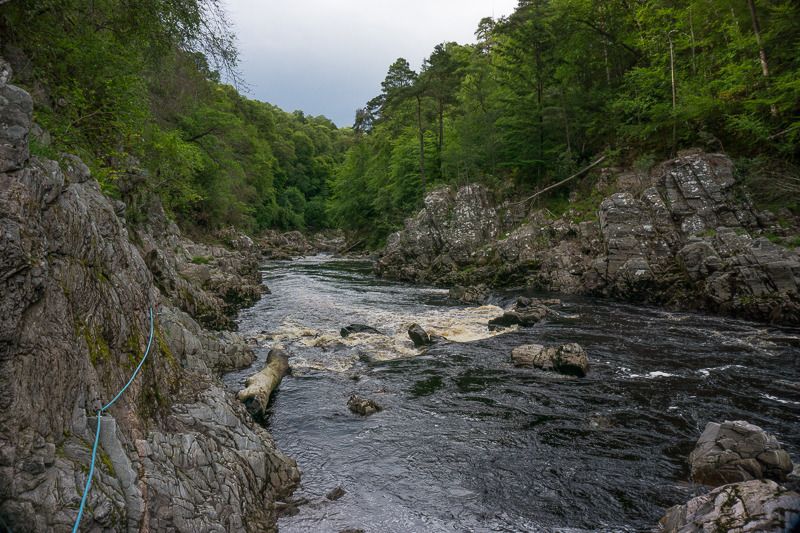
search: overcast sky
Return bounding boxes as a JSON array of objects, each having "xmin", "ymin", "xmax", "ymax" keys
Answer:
[{"xmin": 225, "ymin": 0, "xmax": 519, "ymax": 126}]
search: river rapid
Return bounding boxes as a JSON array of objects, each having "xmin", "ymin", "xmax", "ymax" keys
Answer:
[{"xmin": 223, "ymin": 255, "xmax": 800, "ymax": 533}]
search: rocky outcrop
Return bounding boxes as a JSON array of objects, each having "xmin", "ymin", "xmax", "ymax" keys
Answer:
[
  {"xmin": 0, "ymin": 77, "xmax": 298, "ymax": 531},
  {"xmin": 258, "ymin": 229, "xmax": 346, "ymax": 259},
  {"xmin": 377, "ymin": 152, "xmax": 800, "ymax": 325},
  {"xmin": 689, "ymin": 421, "xmax": 794, "ymax": 486},
  {"xmin": 237, "ymin": 348, "xmax": 291, "ymax": 420},
  {"xmin": 133, "ymin": 201, "xmax": 265, "ymax": 331},
  {"xmin": 511, "ymin": 343, "xmax": 589, "ymax": 377},
  {"xmin": 658, "ymin": 480, "xmax": 800, "ymax": 533}
]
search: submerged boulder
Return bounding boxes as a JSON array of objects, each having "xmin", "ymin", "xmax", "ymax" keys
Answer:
[
  {"xmin": 511, "ymin": 343, "xmax": 589, "ymax": 377},
  {"xmin": 347, "ymin": 395, "xmax": 382, "ymax": 416},
  {"xmin": 408, "ymin": 323, "xmax": 432, "ymax": 347},
  {"xmin": 658, "ymin": 479, "xmax": 800, "ymax": 533},
  {"xmin": 689, "ymin": 420, "xmax": 794, "ymax": 486},
  {"xmin": 340, "ymin": 324, "xmax": 382, "ymax": 337},
  {"xmin": 237, "ymin": 348, "xmax": 291, "ymax": 419}
]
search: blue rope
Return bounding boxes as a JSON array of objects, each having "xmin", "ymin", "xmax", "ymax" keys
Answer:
[{"xmin": 72, "ymin": 307, "xmax": 154, "ymax": 533}]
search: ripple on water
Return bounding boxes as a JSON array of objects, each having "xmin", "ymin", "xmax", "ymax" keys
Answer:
[{"xmin": 224, "ymin": 255, "xmax": 800, "ymax": 533}]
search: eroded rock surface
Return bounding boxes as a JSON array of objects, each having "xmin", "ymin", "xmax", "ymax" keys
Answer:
[
  {"xmin": 658, "ymin": 479, "xmax": 800, "ymax": 533},
  {"xmin": 511, "ymin": 343, "xmax": 589, "ymax": 377},
  {"xmin": 377, "ymin": 152, "xmax": 800, "ymax": 324},
  {"xmin": 689, "ymin": 420, "xmax": 794, "ymax": 486},
  {"xmin": 0, "ymin": 79, "xmax": 298, "ymax": 532}
]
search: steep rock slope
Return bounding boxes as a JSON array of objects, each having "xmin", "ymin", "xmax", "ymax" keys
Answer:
[
  {"xmin": 377, "ymin": 152, "xmax": 800, "ymax": 324},
  {"xmin": 0, "ymin": 74, "xmax": 298, "ymax": 531}
]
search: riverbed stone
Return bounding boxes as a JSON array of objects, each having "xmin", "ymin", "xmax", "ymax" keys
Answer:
[
  {"xmin": 341, "ymin": 324, "xmax": 382, "ymax": 337},
  {"xmin": 511, "ymin": 343, "xmax": 589, "ymax": 377},
  {"xmin": 689, "ymin": 420, "xmax": 794, "ymax": 486},
  {"xmin": 408, "ymin": 324, "xmax": 432, "ymax": 347},
  {"xmin": 347, "ymin": 395, "xmax": 382, "ymax": 416},
  {"xmin": 658, "ymin": 479, "xmax": 800, "ymax": 533}
]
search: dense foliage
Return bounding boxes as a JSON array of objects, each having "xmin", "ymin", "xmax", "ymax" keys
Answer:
[
  {"xmin": 2, "ymin": 0, "xmax": 797, "ymax": 242},
  {"xmin": 0, "ymin": 0, "xmax": 348, "ymax": 231},
  {"xmin": 329, "ymin": 0, "xmax": 800, "ymax": 244}
]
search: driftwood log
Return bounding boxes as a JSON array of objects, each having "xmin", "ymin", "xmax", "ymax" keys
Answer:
[{"xmin": 237, "ymin": 348, "xmax": 290, "ymax": 419}]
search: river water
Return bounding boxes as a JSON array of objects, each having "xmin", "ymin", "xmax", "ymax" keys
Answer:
[{"xmin": 223, "ymin": 255, "xmax": 800, "ymax": 533}]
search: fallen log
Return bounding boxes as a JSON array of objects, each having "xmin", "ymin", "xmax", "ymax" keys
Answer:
[{"xmin": 237, "ymin": 348, "xmax": 290, "ymax": 419}]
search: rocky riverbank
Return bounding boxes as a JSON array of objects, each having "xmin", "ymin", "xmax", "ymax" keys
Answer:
[
  {"xmin": 0, "ymin": 69, "xmax": 299, "ymax": 531},
  {"xmin": 376, "ymin": 152, "xmax": 800, "ymax": 325}
]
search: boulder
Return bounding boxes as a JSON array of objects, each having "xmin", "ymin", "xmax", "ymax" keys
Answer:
[
  {"xmin": 449, "ymin": 284, "xmax": 490, "ymax": 305},
  {"xmin": 326, "ymin": 486, "xmax": 346, "ymax": 501},
  {"xmin": 237, "ymin": 348, "xmax": 291, "ymax": 419},
  {"xmin": 347, "ymin": 395, "xmax": 382, "ymax": 416},
  {"xmin": 689, "ymin": 420, "xmax": 794, "ymax": 486},
  {"xmin": 408, "ymin": 324, "xmax": 432, "ymax": 347},
  {"xmin": 340, "ymin": 324, "xmax": 382, "ymax": 337},
  {"xmin": 658, "ymin": 479, "xmax": 800, "ymax": 533},
  {"xmin": 511, "ymin": 343, "xmax": 589, "ymax": 377}
]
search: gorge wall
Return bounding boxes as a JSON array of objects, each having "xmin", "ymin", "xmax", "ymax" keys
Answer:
[
  {"xmin": 0, "ymin": 70, "xmax": 298, "ymax": 531},
  {"xmin": 377, "ymin": 152, "xmax": 800, "ymax": 325}
]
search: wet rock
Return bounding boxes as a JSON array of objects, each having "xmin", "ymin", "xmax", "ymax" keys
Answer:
[
  {"xmin": 326, "ymin": 486, "xmax": 346, "ymax": 501},
  {"xmin": 347, "ymin": 395, "xmax": 382, "ymax": 416},
  {"xmin": 237, "ymin": 348, "xmax": 291, "ymax": 420},
  {"xmin": 511, "ymin": 343, "xmax": 589, "ymax": 377},
  {"xmin": 340, "ymin": 324, "xmax": 382, "ymax": 337},
  {"xmin": 408, "ymin": 324, "xmax": 432, "ymax": 347},
  {"xmin": 658, "ymin": 479, "xmax": 800, "ymax": 533},
  {"xmin": 488, "ymin": 299, "xmax": 551, "ymax": 330},
  {"xmin": 339, "ymin": 529, "xmax": 365, "ymax": 533},
  {"xmin": 689, "ymin": 420, "xmax": 794, "ymax": 486},
  {"xmin": 449, "ymin": 284, "xmax": 490, "ymax": 305}
]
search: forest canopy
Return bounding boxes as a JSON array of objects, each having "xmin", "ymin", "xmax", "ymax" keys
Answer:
[{"xmin": 1, "ymin": 0, "xmax": 798, "ymax": 243}]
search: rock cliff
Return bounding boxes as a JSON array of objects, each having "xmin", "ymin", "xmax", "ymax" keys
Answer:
[
  {"xmin": 377, "ymin": 152, "xmax": 800, "ymax": 324},
  {"xmin": 0, "ymin": 74, "xmax": 298, "ymax": 531}
]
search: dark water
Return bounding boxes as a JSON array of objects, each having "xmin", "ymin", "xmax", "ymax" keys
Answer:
[{"xmin": 223, "ymin": 255, "xmax": 800, "ymax": 533}]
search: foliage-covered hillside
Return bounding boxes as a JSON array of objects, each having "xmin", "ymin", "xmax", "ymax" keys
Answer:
[
  {"xmin": 0, "ymin": 0, "xmax": 350, "ymax": 232},
  {"xmin": 329, "ymin": 0, "xmax": 800, "ymax": 245},
  {"xmin": 2, "ymin": 0, "xmax": 798, "ymax": 244}
]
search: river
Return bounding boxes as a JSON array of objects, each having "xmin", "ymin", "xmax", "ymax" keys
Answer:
[{"xmin": 223, "ymin": 255, "xmax": 800, "ymax": 533}]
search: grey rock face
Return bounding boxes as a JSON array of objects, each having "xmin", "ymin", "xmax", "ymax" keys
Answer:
[
  {"xmin": 0, "ymin": 82, "xmax": 32, "ymax": 173},
  {"xmin": 0, "ymin": 82, "xmax": 297, "ymax": 532},
  {"xmin": 511, "ymin": 343, "xmax": 589, "ymax": 377},
  {"xmin": 658, "ymin": 479, "xmax": 800, "ymax": 533},
  {"xmin": 376, "ymin": 152, "xmax": 800, "ymax": 325},
  {"xmin": 689, "ymin": 420, "xmax": 794, "ymax": 486}
]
